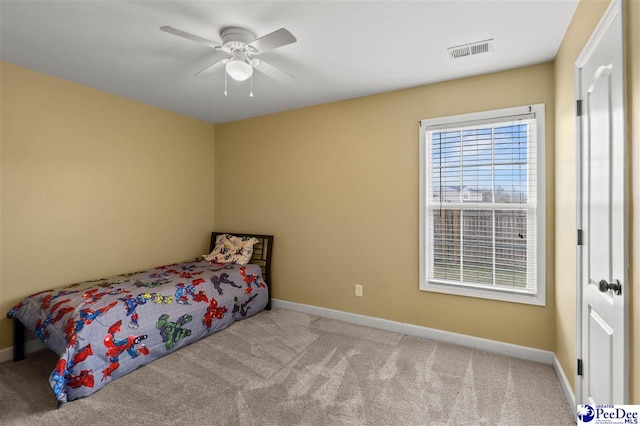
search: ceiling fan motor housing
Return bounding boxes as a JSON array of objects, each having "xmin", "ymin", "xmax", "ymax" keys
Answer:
[{"xmin": 221, "ymin": 27, "xmax": 256, "ymax": 52}]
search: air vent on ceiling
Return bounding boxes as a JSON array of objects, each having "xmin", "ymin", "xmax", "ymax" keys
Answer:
[{"xmin": 448, "ymin": 39, "xmax": 494, "ymax": 59}]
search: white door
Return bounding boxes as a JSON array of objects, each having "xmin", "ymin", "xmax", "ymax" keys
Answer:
[{"xmin": 576, "ymin": 0, "xmax": 628, "ymax": 405}]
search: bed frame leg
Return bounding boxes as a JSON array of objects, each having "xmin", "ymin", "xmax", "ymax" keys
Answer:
[
  {"xmin": 265, "ymin": 288, "xmax": 272, "ymax": 311},
  {"xmin": 13, "ymin": 319, "xmax": 26, "ymax": 362}
]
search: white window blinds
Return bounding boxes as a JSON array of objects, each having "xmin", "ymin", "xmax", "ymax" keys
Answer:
[{"xmin": 419, "ymin": 104, "xmax": 545, "ymax": 305}]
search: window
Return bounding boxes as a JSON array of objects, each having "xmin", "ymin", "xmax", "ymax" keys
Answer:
[{"xmin": 419, "ymin": 104, "xmax": 545, "ymax": 305}]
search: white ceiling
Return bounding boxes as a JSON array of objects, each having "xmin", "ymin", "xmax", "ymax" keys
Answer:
[{"xmin": 0, "ymin": 1, "xmax": 578, "ymax": 124}]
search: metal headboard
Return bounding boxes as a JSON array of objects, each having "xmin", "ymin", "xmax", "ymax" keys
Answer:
[{"xmin": 210, "ymin": 232, "xmax": 273, "ymax": 309}]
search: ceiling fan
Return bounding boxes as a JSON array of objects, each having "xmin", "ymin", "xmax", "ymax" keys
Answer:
[{"xmin": 160, "ymin": 25, "xmax": 297, "ymax": 92}]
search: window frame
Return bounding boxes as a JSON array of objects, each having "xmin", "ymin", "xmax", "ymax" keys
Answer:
[{"xmin": 419, "ymin": 104, "xmax": 546, "ymax": 306}]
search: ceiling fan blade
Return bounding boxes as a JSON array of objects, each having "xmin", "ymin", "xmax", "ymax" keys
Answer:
[
  {"xmin": 255, "ymin": 60, "xmax": 295, "ymax": 83},
  {"xmin": 159, "ymin": 26, "xmax": 222, "ymax": 50},
  {"xmin": 193, "ymin": 56, "xmax": 228, "ymax": 77},
  {"xmin": 248, "ymin": 28, "xmax": 296, "ymax": 53}
]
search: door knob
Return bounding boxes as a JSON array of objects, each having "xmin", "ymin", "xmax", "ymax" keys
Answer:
[{"xmin": 598, "ymin": 279, "xmax": 622, "ymax": 295}]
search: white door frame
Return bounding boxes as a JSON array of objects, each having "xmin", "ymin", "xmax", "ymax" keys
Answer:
[{"xmin": 574, "ymin": 0, "xmax": 628, "ymax": 405}]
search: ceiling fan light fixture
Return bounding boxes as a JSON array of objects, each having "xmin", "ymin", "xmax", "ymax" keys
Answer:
[{"xmin": 225, "ymin": 57, "xmax": 253, "ymax": 81}]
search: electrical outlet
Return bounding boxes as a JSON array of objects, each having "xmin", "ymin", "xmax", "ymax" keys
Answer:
[{"xmin": 355, "ymin": 284, "xmax": 363, "ymax": 297}]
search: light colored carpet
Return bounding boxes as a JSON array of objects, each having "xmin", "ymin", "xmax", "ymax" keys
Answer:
[{"xmin": 0, "ymin": 308, "xmax": 575, "ymax": 425}]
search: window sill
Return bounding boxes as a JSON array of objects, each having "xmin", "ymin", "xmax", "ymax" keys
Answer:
[{"xmin": 420, "ymin": 281, "xmax": 546, "ymax": 306}]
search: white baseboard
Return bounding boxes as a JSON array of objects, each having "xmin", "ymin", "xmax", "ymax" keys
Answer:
[
  {"xmin": 272, "ymin": 299, "xmax": 555, "ymax": 364},
  {"xmin": 0, "ymin": 339, "xmax": 46, "ymax": 363},
  {"xmin": 553, "ymin": 354, "xmax": 577, "ymax": 416}
]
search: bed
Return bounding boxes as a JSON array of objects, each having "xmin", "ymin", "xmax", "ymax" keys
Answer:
[{"xmin": 7, "ymin": 232, "xmax": 273, "ymax": 405}]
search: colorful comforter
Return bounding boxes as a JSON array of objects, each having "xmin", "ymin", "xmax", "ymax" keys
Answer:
[{"xmin": 7, "ymin": 259, "xmax": 268, "ymax": 403}]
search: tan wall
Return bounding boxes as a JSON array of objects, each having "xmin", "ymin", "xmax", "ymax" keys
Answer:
[
  {"xmin": 554, "ymin": 0, "xmax": 639, "ymax": 403},
  {"xmin": 627, "ymin": 0, "xmax": 639, "ymax": 405},
  {"xmin": 0, "ymin": 62, "xmax": 216, "ymax": 349},
  {"xmin": 216, "ymin": 63, "xmax": 556, "ymax": 350},
  {"xmin": 0, "ymin": 64, "xmax": 3, "ymax": 351}
]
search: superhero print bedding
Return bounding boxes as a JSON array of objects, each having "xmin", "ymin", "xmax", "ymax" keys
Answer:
[{"xmin": 7, "ymin": 232, "xmax": 273, "ymax": 404}]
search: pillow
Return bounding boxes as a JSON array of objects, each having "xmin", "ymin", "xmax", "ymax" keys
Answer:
[{"xmin": 203, "ymin": 234, "xmax": 258, "ymax": 265}]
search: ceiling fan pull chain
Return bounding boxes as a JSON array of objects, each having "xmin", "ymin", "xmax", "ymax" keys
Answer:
[
  {"xmin": 224, "ymin": 71, "xmax": 228, "ymax": 96},
  {"xmin": 249, "ymin": 74, "xmax": 255, "ymax": 98}
]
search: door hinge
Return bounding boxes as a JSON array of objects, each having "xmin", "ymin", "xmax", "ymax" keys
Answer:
[
  {"xmin": 577, "ymin": 359, "xmax": 583, "ymax": 376},
  {"xmin": 576, "ymin": 99, "xmax": 583, "ymax": 116},
  {"xmin": 577, "ymin": 229, "xmax": 583, "ymax": 246}
]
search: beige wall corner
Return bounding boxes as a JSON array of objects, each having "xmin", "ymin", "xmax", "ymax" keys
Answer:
[
  {"xmin": 0, "ymin": 62, "xmax": 216, "ymax": 350},
  {"xmin": 0, "ymin": 61, "xmax": 4, "ymax": 338},
  {"xmin": 216, "ymin": 62, "xmax": 556, "ymax": 351}
]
